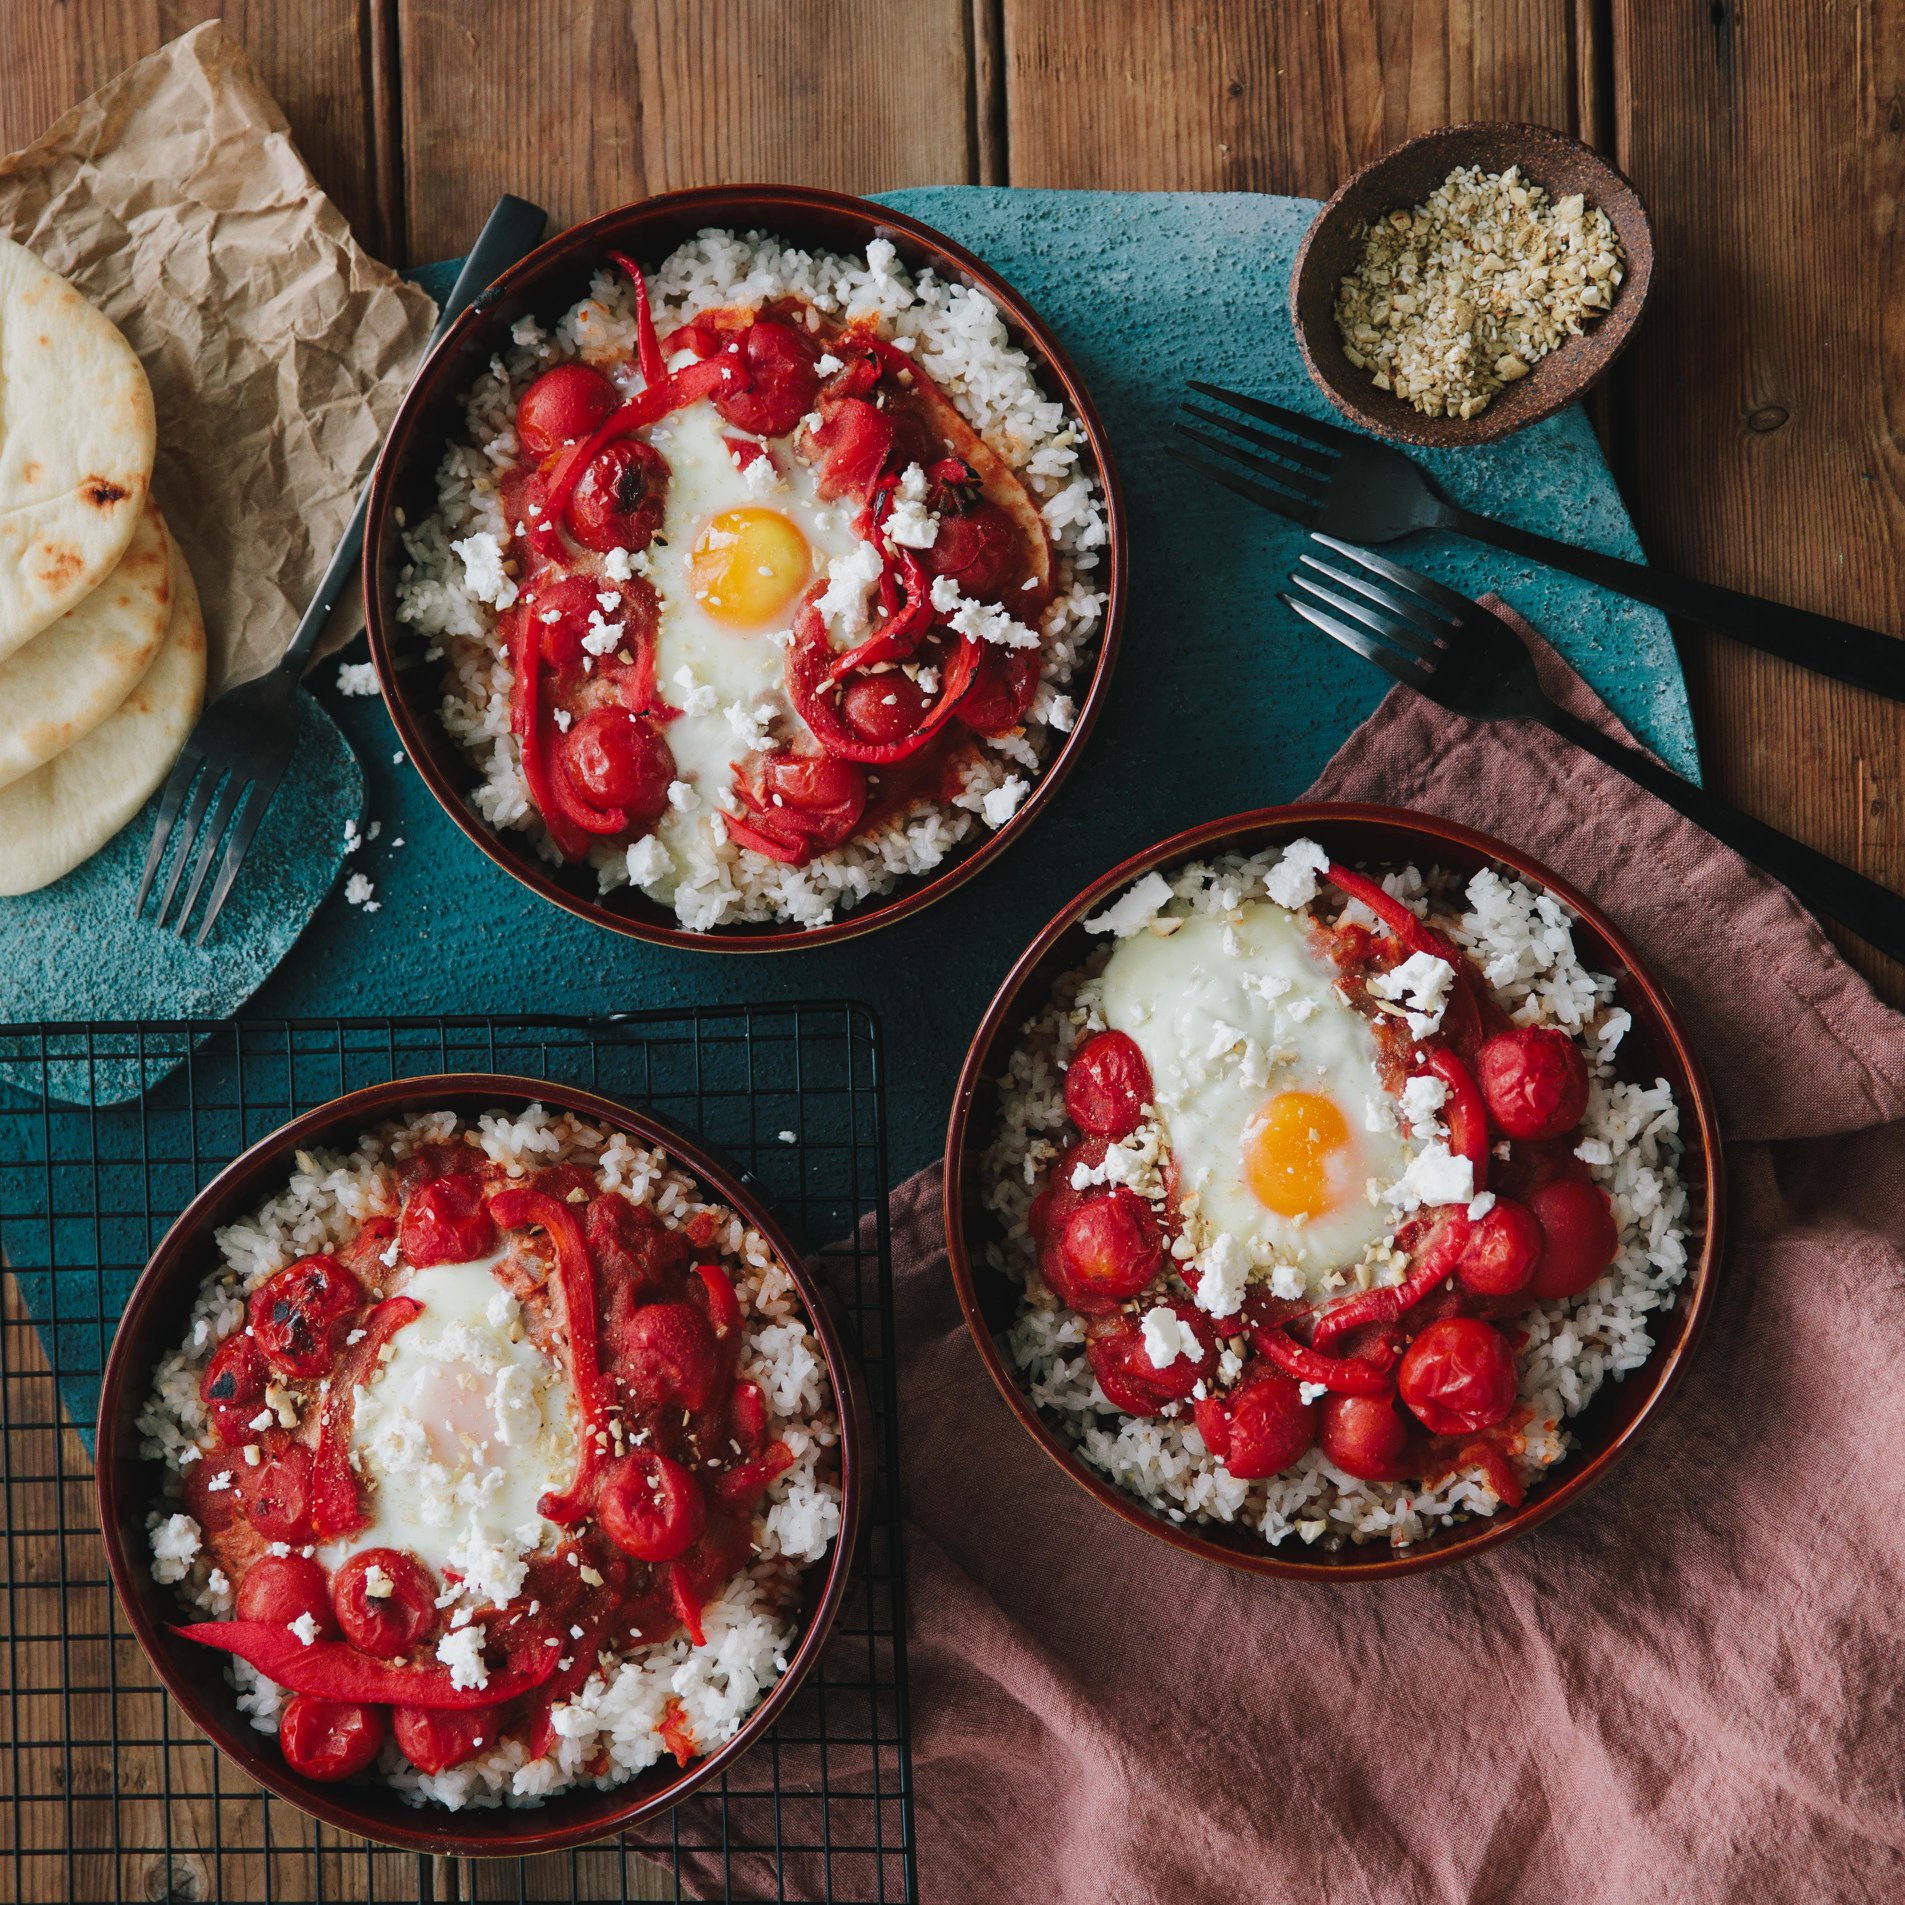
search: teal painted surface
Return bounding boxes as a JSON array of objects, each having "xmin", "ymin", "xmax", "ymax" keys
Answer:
[{"xmin": 14, "ymin": 190, "xmax": 1697, "ymax": 1177}]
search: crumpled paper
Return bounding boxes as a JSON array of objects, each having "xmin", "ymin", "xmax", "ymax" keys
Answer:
[{"xmin": 0, "ymin": 20, "xmax": 437, "ymax": 695}]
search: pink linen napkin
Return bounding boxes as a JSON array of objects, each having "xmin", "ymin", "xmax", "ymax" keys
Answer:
[{"xmin": 891, "ymin": 605, "xmax": 1905, "ymax": 1904}]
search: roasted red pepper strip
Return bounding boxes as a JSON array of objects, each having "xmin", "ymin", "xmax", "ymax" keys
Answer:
[
  {"xmin": 1461, "ymin": 1440, "xmax": 1527, "ymax": 1507},
  {"xmin": 607, "ymin": 250, "xmax": 667, "ymax": 388},
  {"xmin": 1310, "ymin": 1210, "xmax": 1473, "ymax": 1350},
  {"xmin": 722, "ymin": 813, "xmax": 811, "ymax": 864},
  {"xmin": 173, "ymin": 1621, "xmax": 558, "ymax": 1709},
  {"xmin": 1255, "ymin": 1325, "xmax": 1396, "ymax": 1396},
  {"xmin": 525, "ymin": 1600, "xmax": 621, "ymax": 1756},
  {"xmin": 311, "ymin": 1296, "xmax": 421, "ymax": 1537},
  {"xmin": 510, "ymin": 610, "xmax": 591, "ymax": 861},
  {"xmin": 666, "ymin": 1562, "xmax": 707, "ymax": 1647},
  {"xmin": 715, "ymin": 1441, "xmax": 796, "ymax": 1506},
  {"xmin": 821, "ymin": 545, "xmax": 933, "ymax": 684},
  {"xmin": 1425, "ymin": 1046, "xmax": 1488, "ymax": 1189},
  {"xmin": 786, "ymin": 610, "xmax": 983, "ymax": 765},
  {"xmin": 489, "ymin": 1188, "xmax": 609, "ymax": 1524},
  {"xmin": 692, "ymin": 1263, "xmax": 744, "ymax": 1342}
]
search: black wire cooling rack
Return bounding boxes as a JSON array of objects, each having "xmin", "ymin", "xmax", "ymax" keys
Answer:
[{"xmin": 0, "ymin": 1009, "xmax": 917, "ymax": 1905}]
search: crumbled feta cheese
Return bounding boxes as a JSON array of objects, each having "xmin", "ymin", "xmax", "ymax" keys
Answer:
[
  {"xmin": 1384, "ymin": 1141, "xmax": 1475, "ymax": 1213},
  {"xmin": 580, "ymin": 609, "xmax": 624, "ymax": 657},
  {"xmin": 288, "ymin": 1611, "xmax": 320, "ymax": 1647},
  {"xmin": 980, "ymin": 776, "xmax": 1029, "ymax": 829},
  {"xmin": 626, "ymin": 834, "xmax": 671, "ymax": 886},
  {"xmin": 1085, "ymin": 872, "xmax": 1174, "ymax": 937},
  {"xmin": 436, "ymin": 1625, "xmax": 489, "ymax": 1691},
  {"xmin": 334, "ymin": 661, "xmax": 378, "ymax": 697},
  {"xmin": 816, "ymin": 539, "xmax": 885, "ymax": 638},
  {"xmin": 344, "ymin": 872, "xmax": 380, "ymax": 913},
  {"xmin": 1466, "ymin": 1190, "xmax": 1498, "ymax": 1221},
  {"xmin": 1139, "ymin": 1306, "xmax": 1190, "ymax": 1370},
  {"xmin": 1398, "ymin": 1072, "xmax": 1448, "ymax": 1136},
  {"xmin": 1368, "ymin": 951, "xmax": 1456, "ymax": 1036},
  {"xmin": 1299, "ymin": 1381, "xmax": 1328, "ymax": 1405},
  {"xmin": 364, "ymin": 1562, "xmax": 395, "ymax": 1600},
  {"xmin": 929, "ymin": 573, "xmax": 1039, "ymax": 648},
  {"xmin": 149, "ymin": 1513, "xmax": 201, "ymax": 1583},
  {"xmin": 1263, "ymin": 837, "xmax": 1331, "ymax": 909},
  {"xmin": 1192, "ymin": 1231, "xmax": 1251, "ymax": 1319}
]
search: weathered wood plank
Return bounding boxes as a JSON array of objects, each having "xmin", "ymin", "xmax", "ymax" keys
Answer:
[
  {"xmin": 395, "ymin": 0, "xmax": 980, "ymax": 263},
  {"xmin": 1610, "ymin": 0, "xmax": 1905, "ymax": 998},
  {"xmin": 998, "ymin": 0, "xmax": 1583, "ymax": 194}
]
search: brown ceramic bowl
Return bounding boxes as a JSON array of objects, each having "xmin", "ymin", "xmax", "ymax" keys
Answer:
[
  {"xmin": 95, "ymin": 1074, "xmax": 866, "ymax": 1856},
  {"xmin": 362, "ymin": 184, "xmax": 1126, "ymax": 951},
  {"xmin": 1291, "ymin": 123, "xmax": 1654, "ymax": 447},
  {"xmin": 944, "ymin": 805, "xmax": 1723, "ymax": 1581}
]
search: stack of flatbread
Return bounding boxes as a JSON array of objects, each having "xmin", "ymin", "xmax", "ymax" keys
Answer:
[{"xmin": 0, "ymin": 235, "xmax": 205, "ymax": 895}]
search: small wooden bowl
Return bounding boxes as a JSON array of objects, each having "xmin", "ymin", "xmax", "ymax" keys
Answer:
[
  {"xmin": 944, "ymin": 805, "xmax": 1724, "ymax": 1581},
  {"xmin": 1290, "ymin": 122, "xmax": 1654, "ymax": 447},
  {"xmin": 95, "ymin": 1074, "xmax": 867, "ymax": 1857}
]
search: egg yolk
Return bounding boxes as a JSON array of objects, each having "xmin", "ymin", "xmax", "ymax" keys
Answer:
[
  {"xmin": 688, "ymin": 507, "xmax": 811, "ymax": 629},
  {"xmin": 1243, "ymin": 1090, "xmax": 1353, "ymax": 1220}
]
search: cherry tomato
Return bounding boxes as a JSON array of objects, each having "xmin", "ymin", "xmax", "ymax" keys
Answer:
[
  {"xmin": 587, "ymin": 1191, "xmax": 691, "ymax": 1304},
  {"xmin": 761, "ymin": 751, "xmax": 868, "ymax": 847},
  {"xmin": 392, "ymin": 1704, "xmax": 498, "ymax": 1776},
  {"xmin": 926, "ymin": 501, "xmax": 1023, "ymax": 603},
  {"xmin": 1525, "ymin": 1176, "xmax": 1619, "ymax": 1299},
  {"xmin": 1319, "ymin": 1392, "xmax": 1415, "ymax": 1481},
  {"xmin": 1064, "ymin": 1031, "xmax": 1153, "ymax": 1140},
  {"xmin": 567, "ymin": 437, "xmax": 669, "ymax": 552},
  {"xmin": 712, "ymin": 318, "xmax": 821, "ymax": 438},
  {"xmin": 841, "ymin": 670, "xmax": 931, "ymax": 744},
  {"xmin": 245, "ymin": 1443, "xmax": 317, "ymax": 1543},
  {"xmin": 560, "ymin": 708, "xmax": 674, "ymax": 826},
  {"xmin": 808, "ymin": 397, "xmax": 896, "ymax": 502},
  {"xmin": 1397, "ymin": 1318, "xmax": 1519, "ymax": 1436},
  {"xmin": 1476, "ymin": 1027, "xmax": 1590, "ymax": 1141},
  {"xmin": 612, "ymin": 1301, "xmax": 719, "ymax": 1411},
  {"xmin": 1221, "ymin": 1371, "xmax": 1318, "ymax": 1479},
  {"xmin": 1046, "ymin": 1189, "xmax": 1165, "ymax": 1314},
  {"xmin": 280, "ymin": 1694, "xmax": 387, "ymax": 1782},
  {"xmin": 1027, "ymin": 1138, "xmax": 1106, "ymax": 1248},
  {"xmin": 330, "ymin": 1548, "xmax": 439, "ymax": 1656},
  {"xmin": 1457, "ymin": 1198, "xmax": 1545, "ymax": 1297},
  {"xmin": 599, "ymin": 1450, "xmax": 710, "ymax": 1562},
  {"xmin": 516, "ymin": 362, "xmax": 619, "ymax": 460},
  {"xmin": 235, "ymin": 1553, "xmax": 333, "ymax": 1633},
  {"xmin": 521, "ymin": 572, "xmax": 622, "ymax": 671},
  {"xmin": 952, "ymin": 644, "xmax": 1039, "ymax": 734},
  {"xmin": 1085, "ymin": 1306, "xmax": 1213, "ymax": 1415},
  {"xmin": 399, "ymin": 1170, "xmax": 496, "ymax": 1270},
  {"xmin": 199, "ymin": 1333, "xmax": 270, "ymax": 1446},
  {"xmin": 728, "ymin": 1378, "xmax": 769, "ymax": 1455},
  {"xmin": 248, "ymin": 1254, "xmax": 364, "ymax": 1379}
]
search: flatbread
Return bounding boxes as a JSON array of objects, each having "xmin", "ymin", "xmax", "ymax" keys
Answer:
[
  {"xmin": 0, "ymin": 496, "xmax": 172, "ymax": 789},
  {"xmin": 0, "ymin": 526, "xmax": 204, "ymax": 896},
  {"xmin": 0, "ymin": 235, "xmax": 156, "ymax": 662}
]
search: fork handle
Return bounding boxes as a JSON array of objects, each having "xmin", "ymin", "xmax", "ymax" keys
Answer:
[
  {"xmin": 281, "ymin": 193, "xmax": 550, "ymax": 673},
  {"xmin": 1445, "ymin": 506, "xmax": 1905, "ymax": 703},
  {"xmin": 1539, "ymin": 704, "xmax": 1905, "ymax": 957}
]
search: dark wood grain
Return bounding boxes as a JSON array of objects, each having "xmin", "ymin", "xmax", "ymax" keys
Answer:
[{"xmin": 1609, "ymin": 0, "xmax": 1905, "ymax": 1000}]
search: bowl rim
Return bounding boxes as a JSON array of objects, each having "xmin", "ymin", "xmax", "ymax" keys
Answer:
[
  {"xmin": 1289, "ymin": 119, "xmax": 1656, "ymax": 447},
  {"xmin": 361, "ymin": 181, "xmax": 1128, "ymax": 953},
  {"xmin": 942, "ymin": 801, "xmax": 1725, "ymax": 1582},
  {"xmin": 94, "ymin": 1070, "xmax": 868, "ymax": 1857}
]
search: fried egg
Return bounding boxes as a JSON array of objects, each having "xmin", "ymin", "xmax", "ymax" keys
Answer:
[
  {"xmin": 1099, "ymin": 902, "xmax": 1408, "ymax": 1279},
  {"xmin": 636, "ymin": 400, "xmax": 862, "ymax": 891},
  {"xmin": 326, "ymin": 1257, "xmax": 577, "ymax": 1598}
]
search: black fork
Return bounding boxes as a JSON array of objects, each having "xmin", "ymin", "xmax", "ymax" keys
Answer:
[
  {"xmin": 1176, "ymin": 381, "xmax": 1905, "ymax": 704},
  {"xmin": 134, "ymin": 193, "xmax": 549, "ymax": 945},
  {"xmin": 1283, "ymin": 534, "xmax": 1905, "ymax": 959}
]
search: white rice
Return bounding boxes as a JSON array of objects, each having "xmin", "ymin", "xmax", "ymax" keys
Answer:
[
  {"xmin": 980, "ymin": 845, "xmax": 1692, "ymax": 1551},
  {"xmin": 395, "ymin": 229, "xmax": 1108, "ymax": 931},
  {"xmin": 138, "ymin": 1104, "xmax": 842, "ymax": 1807}
]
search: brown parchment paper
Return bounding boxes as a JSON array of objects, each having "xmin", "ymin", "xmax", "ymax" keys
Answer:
[{"xmin": 0, "ymin": 20, "xmax": 437, "ymax": 696}]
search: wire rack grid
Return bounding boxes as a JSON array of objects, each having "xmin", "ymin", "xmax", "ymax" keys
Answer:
[{"xmin": 0, "ymin": 1008, "xmax": 917, "ymax": 1905}]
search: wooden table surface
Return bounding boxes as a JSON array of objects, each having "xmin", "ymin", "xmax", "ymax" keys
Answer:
[{"xmin": 3, "ymin": 4, "xmax": 1898, "ymax": 1901}]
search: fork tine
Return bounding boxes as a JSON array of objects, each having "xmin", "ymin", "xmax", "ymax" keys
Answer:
[
  {"xmin": 1297, "ymin": 548, "xmax": 1455, "ymax": 645},
  {"xmin": 172, "ymin": 773, "xmax": 251, "ymax": 937},
  {"xmin": 1179, "ymin": 400, "xmax": 1337, "ymax": 479},
  {"xmin": 1311, "ymin": 533, "xmax": 1476, "ymax": 619},
  {"xmin": 1165, "ymin": 442, "xmax": 1322, "ymax": 529},
  {"xmin": 1188, "ymin": 382, "xmax": 1365, "ymax": 453},
  {"xmin": 1281, "ymin": 594, "xmax": 1432, "ymax": 689},
  {"xmin": 193, "ymin": 763, "xmax": 286, "ymax": 946},
  {"xmin": 134, "ymin": 744, "xmax": 205, "ymax": 913},
  {"xmin": 1290, "ymin": 566, "xmax": 1444, "ymax": 660},
  {"xmin": 151, "ymin": 765, "xmax": 224, "ymax": 930},
  {"xmin": 1174, "ymin": 419, "xmax": 1326, "ymax": 503}
]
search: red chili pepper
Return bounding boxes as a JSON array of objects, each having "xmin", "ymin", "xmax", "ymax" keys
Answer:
[
  {"xmin": 692, "ymin": 1263, "xmax": 743, "ymax": 1341},
  {"xmin": 510, "ymin": 610, "xmax": 592, "ymax": 861},
  {"xmin": 172, "ymin": 1621, "xmax": 558, "ymax": 1709},
  {"xmin": 607, "ymin": 250, "xmax": 667, "ymax": 388},
  {"xmin": 1310, "ymin": 1209, "xmax": 1474, "ymax": 1350},
  {"xmin": 1254, "ymin": 1325, "xmax": 1396, "ymax": 1396},
  {"xmin": 311, "ymin": 1296, "xmax": 421, "ymax": 1537},
  {"xmin": 489, "ymin": 1188, "xmax": 609, "ymax": 1524},
  {"xmin": 785, "ymin": 609, "xmax": 983, "ymax": 765},
  {"xmin": 666, "ymin": 1561, "xmax": 706, "ymax": 1647},
  {"xmin": 1425, "ymin": 1046, "xmax": 1488, "ymax": 1189}
]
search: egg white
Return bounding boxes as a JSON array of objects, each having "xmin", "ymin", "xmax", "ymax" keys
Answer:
[
  {"xmin": 324, "ymin": 1256, "xmax": 577, "ymax": 1601},
  {"xmin": 1099, "ymin": 902, "xmax": 1408, "ymax": 1277},
  {"xmin": 635, "ymin": 401, "xmax": 862, "ymax": 894}
]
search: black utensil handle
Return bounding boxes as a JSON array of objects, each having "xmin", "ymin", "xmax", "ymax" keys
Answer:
[
  {"xmin": 1448, "ymin": 505, "xmax": 1905, "ymax": 703},
  {"xmin": 282, "ymin": 193, "xmax": 550, "ymax": 671},
  {"xmin": 1542, "ymin": 703, "xmax": 1905, "ymax": 956}
]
